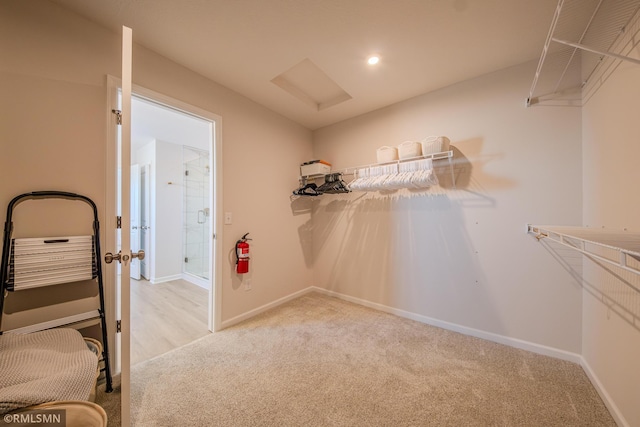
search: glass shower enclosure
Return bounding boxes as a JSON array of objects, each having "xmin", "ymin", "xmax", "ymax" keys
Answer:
[{"xmin": 183, "ymin": 147, "xmax": 210, "ymax": 281}]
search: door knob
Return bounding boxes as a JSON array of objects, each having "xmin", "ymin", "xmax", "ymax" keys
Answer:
[
  {"xmin": 104, "ymin": 251, "xmax": 121, "ymax": 264},
  {"xmin": 131, "ymin": 250, "xmax": 145, "ymax": 261},
  {"xmin": 105, "ymin": 250, "xmax": 136, "ymax": 265}
]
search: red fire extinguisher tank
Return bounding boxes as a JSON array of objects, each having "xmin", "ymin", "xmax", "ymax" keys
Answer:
[{"xmin": 235, "ymin": 233, "xmax": 251, "ymax": 274}]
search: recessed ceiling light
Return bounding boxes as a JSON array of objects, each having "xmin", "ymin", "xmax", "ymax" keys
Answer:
[{"xmin": 367, "ymin": 56, "xmax": 380, "ymax": 65}]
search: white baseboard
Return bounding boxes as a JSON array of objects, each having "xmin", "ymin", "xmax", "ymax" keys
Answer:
[
  {"xmin": 3, "ymin": 310, "xmax": 101, "ymax": 334},
  {"xmin": 182, "ymin": 273, "xmax": 210, "ymax": 290},
  {"xmin": 219, "ymin": 287, "xmax": 315, "ymax": 329},
  {"xmin": 580, "ymin": 358, "xmax": 629, "ymax": 427},
  {"xmin": 222, "ymin": 285, "xmax": 582, "ymax": 362},
  {"xmin": 311, "ymin": 287, "xmax": 582, "ymax": 364},
  {"xmin": 150, "ymin": 274, "xmax": 183, "ymax": 285}
]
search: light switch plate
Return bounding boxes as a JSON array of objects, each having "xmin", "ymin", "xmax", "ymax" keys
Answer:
[{"xmin": 224, "ymin": 212, "xmax": 232, "ymax": 225}]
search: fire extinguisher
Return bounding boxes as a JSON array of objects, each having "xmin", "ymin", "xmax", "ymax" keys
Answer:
[{"xmin": 235, "ymin": 232, "xmax": 251, "ymax": 274}]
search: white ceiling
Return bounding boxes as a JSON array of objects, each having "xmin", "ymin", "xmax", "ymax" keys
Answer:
[
  {"xmin": 131, "ymin": 96, "xmax": 211, "ymax": 153},
  {"xmin": 52, "ymin": 0, "xmax": 559, "ymax": 130}
]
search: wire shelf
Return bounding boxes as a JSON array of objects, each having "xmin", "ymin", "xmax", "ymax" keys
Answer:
[
  {"xmin": 527, "ymin": 0, "xmax": 640, "ymax": 107},
  {"xmin": 528, "ymin": 224, "xmax": 640, "ymax": 281}
]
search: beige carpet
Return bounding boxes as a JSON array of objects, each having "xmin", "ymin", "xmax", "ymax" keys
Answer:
[
  {"xmin": 95, "ymin": 383, "xmax": 120, "ymax": 426},
  {"xmin": 99, "ymin": 292, "xmax": 615, "ymax": 426}
]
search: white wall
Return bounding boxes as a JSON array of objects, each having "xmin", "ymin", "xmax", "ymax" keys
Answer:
[
  {"xmin": 136, "ymin": 140, "xmax": 185, "ymax": 283},
  {"xmin": 153, "ymin": 140, "xmax": 184, "ymax": 282},
  {"xmin": 581, "ymin": 58, "xmax": 640, "ymax": 427},
  {"xmin": 0, "ymin": 0, "xmax": 115, "ymax": 332},
  {"xmin": 312, "ymin": 61, "xmax": 584, "ymax": 354}
]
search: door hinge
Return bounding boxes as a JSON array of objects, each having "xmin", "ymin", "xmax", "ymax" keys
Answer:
[
  {"xmin": 184, "ymin": 257, "xmax": 189, "ymax": 263},
  {"xmin": 185, "ymin": 170, "xmax": 189, "ymax": 176},
  {"xmin": 116, "ymin": 320, "xmax": 121, "ymax": 333},
  {"xmin": 116, "ymin": 216, "xmax": 122, "ymax": 229},
  {"xmin": 112, "ymin": 109, "xmax": 122, "ymax": 125}
]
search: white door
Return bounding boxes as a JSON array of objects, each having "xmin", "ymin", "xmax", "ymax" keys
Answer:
[
  {"xmin": 130, "ymin": 164, "xmax": 141, "ymax": 280},
  {"xmin": 106, "ymin": 26, "xmax": 133, "ymax": 427}
]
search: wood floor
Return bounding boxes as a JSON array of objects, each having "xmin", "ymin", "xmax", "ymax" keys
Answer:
[{"xmin": 130, "ymin": 278, "xmax": 210, "ymax": 366}]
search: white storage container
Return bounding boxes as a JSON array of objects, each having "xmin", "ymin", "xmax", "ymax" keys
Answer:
[
  {"xmin": 397, "ymin": 141, "xmax": 422, "ymax": 160},
  {"xmin": 421, "ymin": 136, "xmax": 450, "ymax": 155},
  {"xmin": 376, "ymin": 146, "xmax": 399, "ymax": 163},
  {"xmin": 300, "ymin": 161, "xmax": 331, "ymax": 176}
]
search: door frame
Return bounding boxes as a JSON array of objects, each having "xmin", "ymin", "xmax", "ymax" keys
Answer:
[{"xmin": 105, "ymin": 76, "xmax": 224, "ymax": 373}]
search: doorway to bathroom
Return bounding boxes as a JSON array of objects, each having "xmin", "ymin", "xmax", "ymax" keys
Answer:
[{"xmin": 129, "ymin": 93, "xmax": 219, "ymax": 365}]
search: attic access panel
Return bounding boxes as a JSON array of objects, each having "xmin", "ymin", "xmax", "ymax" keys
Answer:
[{"xmin": 271, "ymin": 58, "xmax": 352, "ymax": 111}]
